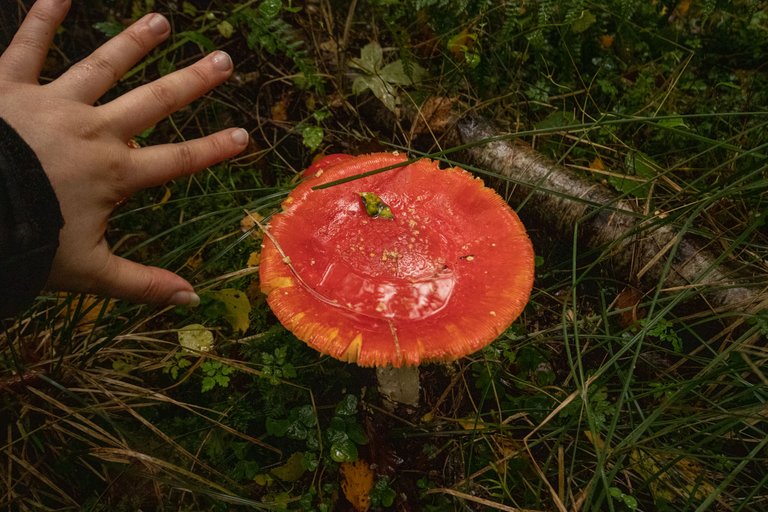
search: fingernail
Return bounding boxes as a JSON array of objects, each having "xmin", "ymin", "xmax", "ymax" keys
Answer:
[
  {"xmin": 171, "ymin": 291, "xmax": 200, "ymax": 307},
  {"xmin": 231, "ymin": 128, "xmax": 249, "ymax": 146},
  {"xmin": 148, "ymin": 13, "xmax": 169, "ymax": 35},
  {"xmin": 211, "ymin": 51, "xmax": 232, "ymax": 71}
]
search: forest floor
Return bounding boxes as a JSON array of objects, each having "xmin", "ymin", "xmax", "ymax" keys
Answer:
[{"xmin": 2, "ymin": 1, "xmax": 768, "ymax": 511}]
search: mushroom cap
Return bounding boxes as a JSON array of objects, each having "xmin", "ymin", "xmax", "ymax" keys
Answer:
[{"xmin": 260, "ymin": 152, "xmax": 534, "ymax": 367}]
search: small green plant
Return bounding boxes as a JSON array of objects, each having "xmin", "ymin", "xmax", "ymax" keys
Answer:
[
  {"xmin": 349, "ymin": 41, "xmax": 426, "ymax": 113},
  {"xmin": 233, "ymin": 0, "xmax": 324, "ymax": 91},
  {"xmin": 326, "ymin": 394, "xmax": 368, "ymax": 463},
  {"xmin": 163, "ymin": 352, "xmax": 192, "ymax": 380},
  {"xmin": 748, "ymin": 310, "xmax": 768, "ymax": 336},
  {"xmin": 200, "ymin": 359, "xmax": 236, "ymax": 392},
  {"xmin": 370, "ymin": 476, "xmax": 397, "ymax": 508},
  {"xmin": 609, "ymin": 487, "xmax": 639, "ymax": 511},
  {"xmin": 266, "ymin": 404, "xmax": 319, "ymax": 448},
  {"xmin": 265, "ymin": 394, "xmax": 368, "ymax": 465},
  {"xmin": 641, "ymin": 318, "xmax": 683, "ymax": 353},
  {"xmin": 261, "ymin": 345, "xmax": 297, "ymax": 385}
]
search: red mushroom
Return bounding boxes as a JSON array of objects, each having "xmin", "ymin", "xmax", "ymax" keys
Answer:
[{"xmin": 260, "ymin": 152, "xmax": 534, "ymax": 368}]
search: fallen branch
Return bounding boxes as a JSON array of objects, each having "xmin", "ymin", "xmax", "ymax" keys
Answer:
[{"xmin": 454, "ymin": 114, "xmax": 765, "ymax": 312}]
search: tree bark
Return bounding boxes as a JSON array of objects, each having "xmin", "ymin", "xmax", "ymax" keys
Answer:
[{"xmin": 454, "ymin": 114, "xmax": 764, "ymax": 311}]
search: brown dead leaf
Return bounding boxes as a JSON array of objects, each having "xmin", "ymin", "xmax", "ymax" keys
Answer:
[
  {"xmin": 411, "ymin": 96, "xmax": 458, "ymax": 135},
  {"xmin": 614, "ymin": 287, "xmax": 646, "ymax": 328},
  {"xmin": 240, "ymin": 211, "xmax": 264, "ymax": 240},
  {"xmin": 340, "ymin": 460, "xmax": 374, "ymax": 512},
  {"xmin": 673, "ymin": 0, "xmax": 691, "ymax": 17},
  {"xmin": 598, "ymin": 34, "xmax": 614, "ymax": 49},
  {"xmin": 590, "ymin": 156, "xmax": 605, "ymax": 171},
  {"xmin": 271, "ymin": 93, "xmax": 292, "ymax": 123},
  {"xmin": 185, "ymin": 251, "xmax": 204, "ymax": 271}
]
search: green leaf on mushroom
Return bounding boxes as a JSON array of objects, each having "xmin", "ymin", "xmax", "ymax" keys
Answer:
[{"xmin": 359, "ymin": 192, "xmax": 394, "ymax": 219}]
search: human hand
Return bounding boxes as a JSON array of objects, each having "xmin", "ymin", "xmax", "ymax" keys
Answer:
[{"xmin": 0, "ymin": 0, "xmax": 248, "ymax": 307}]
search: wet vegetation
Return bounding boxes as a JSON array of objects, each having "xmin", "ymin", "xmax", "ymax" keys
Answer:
[{"xmin": 2, "ymin": 0, "xmax": 767, "ymax": 510}]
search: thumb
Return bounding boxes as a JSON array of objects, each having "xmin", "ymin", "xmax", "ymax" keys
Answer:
[{"xmin": 99, "ymin": 255, "xmax": 200, "ymax": 307}]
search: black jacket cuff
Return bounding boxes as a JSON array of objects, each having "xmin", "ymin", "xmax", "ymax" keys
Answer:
[{"xmin": 0, "ymin": 117, "xmax": 64, "ymax": 318}]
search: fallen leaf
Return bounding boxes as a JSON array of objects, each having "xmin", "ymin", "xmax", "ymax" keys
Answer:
[
  {"xmin": 247, "ymin": 252, "xmax": 261, "ymax": 267},
  {"xmin": 615, "ymin": 287, "xmax": 646, "ymax": 328},
  {"xmin": 210, "ymin": 289, "xmax": 251, "ymax": 333},
  {"xmin": 57, "ymin": 294, "xmax": 115, "ymax": 332},
  {"xmin": 340, "ymin": 459, "xmax": 374, "ymax": 512},
  {"xmin": 240, "ymin": 211, "xmax": 264, "ymax": 240},
  {"xmin": 411, "ymin": 96, "xmax": 458, "ymax": 135},
  {"xmin": 271, "ymin": 452, "xmax": 306, "ymax": 482},
  {"xmin": 185, "ymin": 251, "xmax": 204, "ymax": 271},
  {"xmin": 217, "ymin": 20, "xmax": 234, "ymax": 38},
  {"xmin": 631, "ymin": 448, "xmax": 718, "ymax": 503},
  {"xmin": 152, "ymin": 185, "xmax": 172, "ymax": 211},
  {"xmin": 178, "ymin": 324, "xmax": 214, "ymax": 353},
  {"xmin": 457, "ymin": 417, "xmax": 486, "ymax": 430},
  {"xmin": 571, "ymin": 9, "xmax": 597, "ymax": 33},
  {"xmin": 598, "ymin": 34, "xmax": 615, "ymax": 48},
  {"xmin": 447, "ymin": 29, "xmax": 477, "ymax": 59},
  {"xmin": 271, "ymin": 93, "xmax": 291, "ymax": 123},
  {"xmin": 673, "ymin": 0, "xmax": 691, "ymax": 17}
]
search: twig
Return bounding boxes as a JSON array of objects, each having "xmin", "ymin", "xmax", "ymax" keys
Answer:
[{"xmin": 423, "ymin": 487, "xmax": 543, "ymax": 512}]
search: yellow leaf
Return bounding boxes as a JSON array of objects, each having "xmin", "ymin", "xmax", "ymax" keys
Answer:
[
  {"xmin": 457, "ymin": 417, "xmax": 486, "ymax": 430},
  {"xmin": 240, "ymin": 211, "xmax": 264, "ymax": 240},
  {"xmin": 674, "ymin": 0, "xmax": 690, "ymax": 17},
  {"xmin": 57, "ymin": 294, "xmax": 115, "ymax": 332},
  {"xmin": 340, "ymin": 460, "xmax": 374, "ymax": 512},
  {"xmin": 152, "ymin": 185, "xmax": 172, "ymax": 210},
  {"xmin": 247, "ymin": 251, "xmax": 261, "ymax": 267},
  {"xmin": 270, "ymin": 452, "xmax": 306, "ymax": 482},
  {"xmin": 590, "ymin": 156, "xmax": 605, "ymax": 171},
  {"xmin": 211, "ymin": 289, "xmax": 252, "ymax": 333},
  {"xmin": 598, "ymin": 34, "xmax": 615, "ymax": 49},
  {"xmin": 447, "ymin": 29, "xmax": 477, "ymax": 59},
  {"xmin": 253, "ymin": 473, "xmax": 273, "ymax": 486},
  {"xmin": 217, "ymin": 20, "xmax": 234, "ymax": 38},
  {"xmin": 631, "ymin": 448, "xmax": 717, "ymax": 502},
  {"xmin": 178, "ymin": 324, "xmax": 214, "ymax": 353},
  {"xmin": 584, "ymin": 430, "xmax": 607, "ymax": 451}
]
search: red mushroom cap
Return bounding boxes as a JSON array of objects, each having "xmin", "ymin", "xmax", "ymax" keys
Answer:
[{"xmin": 260, "ymin": 152, "xmax": 534, "ymax": 367}]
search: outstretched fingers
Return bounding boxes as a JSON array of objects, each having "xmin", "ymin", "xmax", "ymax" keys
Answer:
[
  {"xmin": 125, "ymin": 128, "xmax": 250, "ymax": 191},
  {"xmin": 0, "ymin": 0, "xmax": 71, "ymax": 83},
  {"xmin": 50, "ymin": 13, "xmax": 171, "ymax": 104},
  {"xmin": 101, "ymin": 51, "xmax": 235, "ymax": 139}
]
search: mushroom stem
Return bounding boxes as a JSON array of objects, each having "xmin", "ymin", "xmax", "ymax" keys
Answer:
[{"xmin": 376, "ymin": 366, "xmax": 420, "ymax": 407}]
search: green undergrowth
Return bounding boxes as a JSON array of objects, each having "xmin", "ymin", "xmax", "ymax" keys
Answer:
[{"xmin": 1, "ymin": 0, "xmax": 767, "ymax": 510}]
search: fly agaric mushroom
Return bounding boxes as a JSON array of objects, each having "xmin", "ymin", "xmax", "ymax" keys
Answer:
[{"xmin": 260, "ymin": 152, "xmax": 534, "ymax": 375}]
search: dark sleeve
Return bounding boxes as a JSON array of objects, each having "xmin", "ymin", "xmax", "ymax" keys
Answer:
[{"xmin": 0, "ymin": 117, "xmax": 64, "ymax": 319}]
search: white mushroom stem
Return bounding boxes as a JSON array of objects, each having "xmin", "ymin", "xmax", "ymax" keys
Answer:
[{"xmin": 376, "ymin": 366, "xmax": 420, "ymax": 407}]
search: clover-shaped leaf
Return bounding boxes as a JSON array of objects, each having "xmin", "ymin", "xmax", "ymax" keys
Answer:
[{"xmin": 349, "ymin": 41, "xmax": 426, "ymax": 113}]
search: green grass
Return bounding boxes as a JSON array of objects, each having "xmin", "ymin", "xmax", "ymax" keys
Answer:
[{"xmin": 2, "ymin": 0, "xmax": 767, "ymax": 510}]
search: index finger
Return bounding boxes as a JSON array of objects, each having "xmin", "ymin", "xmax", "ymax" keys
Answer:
[
  {"xmin": 50, "ymin": 13, "xmax": 171, "ymax": 104},
  {"xmin": 0, "ymin": 0, "xmax": 71, "ymax": 83}
]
